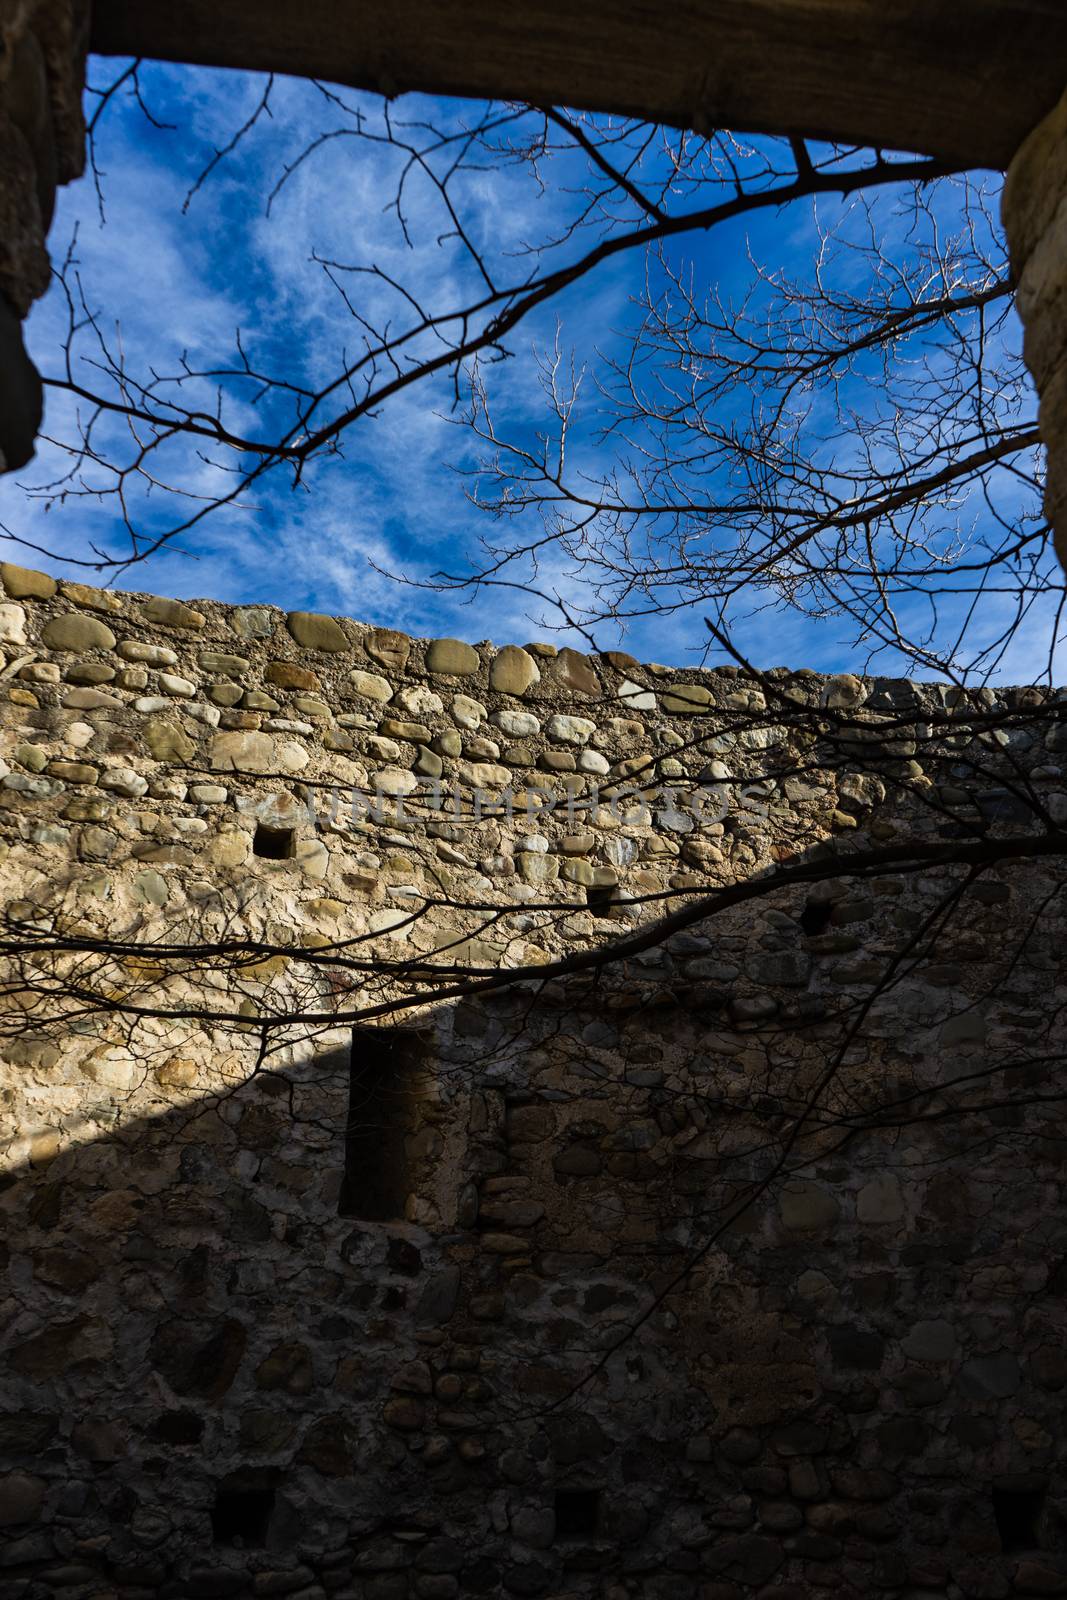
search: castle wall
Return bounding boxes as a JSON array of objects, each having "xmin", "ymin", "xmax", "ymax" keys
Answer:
[{"xmin": 0, "ymin": 564, "xmax": 1066, "ymax": 1598}]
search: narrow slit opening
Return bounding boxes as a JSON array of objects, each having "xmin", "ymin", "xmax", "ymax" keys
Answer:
[{"xmin": 338, "ymin": 1028, "xmax": 424, "ymax": 1221}]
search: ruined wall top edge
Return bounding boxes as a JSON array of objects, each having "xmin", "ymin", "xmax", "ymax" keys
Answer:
[{"xmin": 0, "ymin": 561, "xmax": 1054, "ymax": 711}]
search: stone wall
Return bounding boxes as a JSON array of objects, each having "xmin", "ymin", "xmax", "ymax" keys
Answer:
[
  {"xmin": 1004, "ymin": 85, "xmax": 1067, "ymax": 572},
  {"xmin": 0, "ymin": 0, "xmax": 87, "ymax": 470},
  {"xmin": 1, "ymin": 563, "xmax": 1066, "ymax": 1599}
]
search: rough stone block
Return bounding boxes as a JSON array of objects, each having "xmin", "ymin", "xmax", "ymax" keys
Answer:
[
  {"xmin": 426, "ymin": 638, "xmax": 480, "ymax": 676},
  {"xmin": 287, "ymin": 610, "xmax": 350, "ymax": 652},
  {"xmin": 0, "ymin": 562, "xmax": 54, "ymax": 599}
]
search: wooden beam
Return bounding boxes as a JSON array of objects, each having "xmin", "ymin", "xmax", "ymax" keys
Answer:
[{"xmin": 90, "ymin": 1, "xmax": 1067, "ymax": 168}]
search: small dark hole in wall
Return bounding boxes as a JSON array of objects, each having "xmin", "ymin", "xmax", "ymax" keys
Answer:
[
  {"xmin": 253, "ymin": 824, "xmax": 296, "ymax": 860},
  {"xmin": 799, "ymin": 897, "xmax": 833, "ymax": 935},
  {"xmin": 150, "ymin": 1410, "xmax": 203, "ymax": 1446},
  {"xmin": 555, "ymin": 1487, "xmax": 601, "ymax": 1540},
  {"xmin": 338, "ymin": 1028, "xmax": 425, "ymax": 1221},
  {"xmin": 211, "ymin": 1484, "xmax": 275, "ymax": 1546},
  {"xmin": 992, "ymin": 1480, "xmax": 1046, "ymax": 1552},
  {"xmin": 586, "ymin": 885, "xmax": 615, "ymax": 913}
]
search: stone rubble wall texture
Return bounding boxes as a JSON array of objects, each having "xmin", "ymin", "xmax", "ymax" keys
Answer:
[
  {"xmin": 0, "ymin": 564, "xmax": 1065, "ymax": 1598},
  {"xmin": 1004, "ymin": 83, "xmax": 1067, "ymax": 571}
]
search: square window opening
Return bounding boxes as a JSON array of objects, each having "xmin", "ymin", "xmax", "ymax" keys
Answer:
[
  {"xmin": 211, "ymin": 1483, "xmax": 275, "ymax": 1547},
  {"xmin": 253, "ymin": 824, "xmax": 296, "ymax": 860},
  {"xmin": 555, "ymin": 1487, "xmax": 601, "ymax": 1541},
  {"xmin": 338, "ymin": 1027, "xmax": 426, "ymax": 1222}
]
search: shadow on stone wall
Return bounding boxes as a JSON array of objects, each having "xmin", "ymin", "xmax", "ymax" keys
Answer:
[{"xmin": 3, "ymin": 954, "xmax": 1067, "ymax": 1600}]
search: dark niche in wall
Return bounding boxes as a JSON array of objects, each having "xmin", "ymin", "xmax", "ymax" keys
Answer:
[
  {"xmin": 992, "ymin": 1476, "xmax": 1047, "ymax": 1553},
  {"xmin": 253, "ymin": 823, "xmax": 296, "ymax": 860},
  {"xmin": 799, "ymin": 896, "xmax": 834, "ymax": 935},
  {"xmin": 555, "ymin": 1487, "xmax": 602, "ymax": 1540},
  {"xmin": 338, "ymin": 1027, "xmax": 427, "ymax": 1222},
  {"xmin": 150, "ymin": 1409, "xmax": 204, "ymax": 1446},
  {"xmin": 211, "ymin": 1471, "xmax": 278, "ymax": 1547}
]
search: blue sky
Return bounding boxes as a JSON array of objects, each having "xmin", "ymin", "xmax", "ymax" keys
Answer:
[{"xmin": 0, "ymin": 59, "xmax": 1058, "ymax": 680}]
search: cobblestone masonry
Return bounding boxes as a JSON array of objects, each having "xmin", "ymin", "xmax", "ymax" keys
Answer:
[{"xmin": 1, "ymin": 564, "xmax": 1067, "ymax": 1598}]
